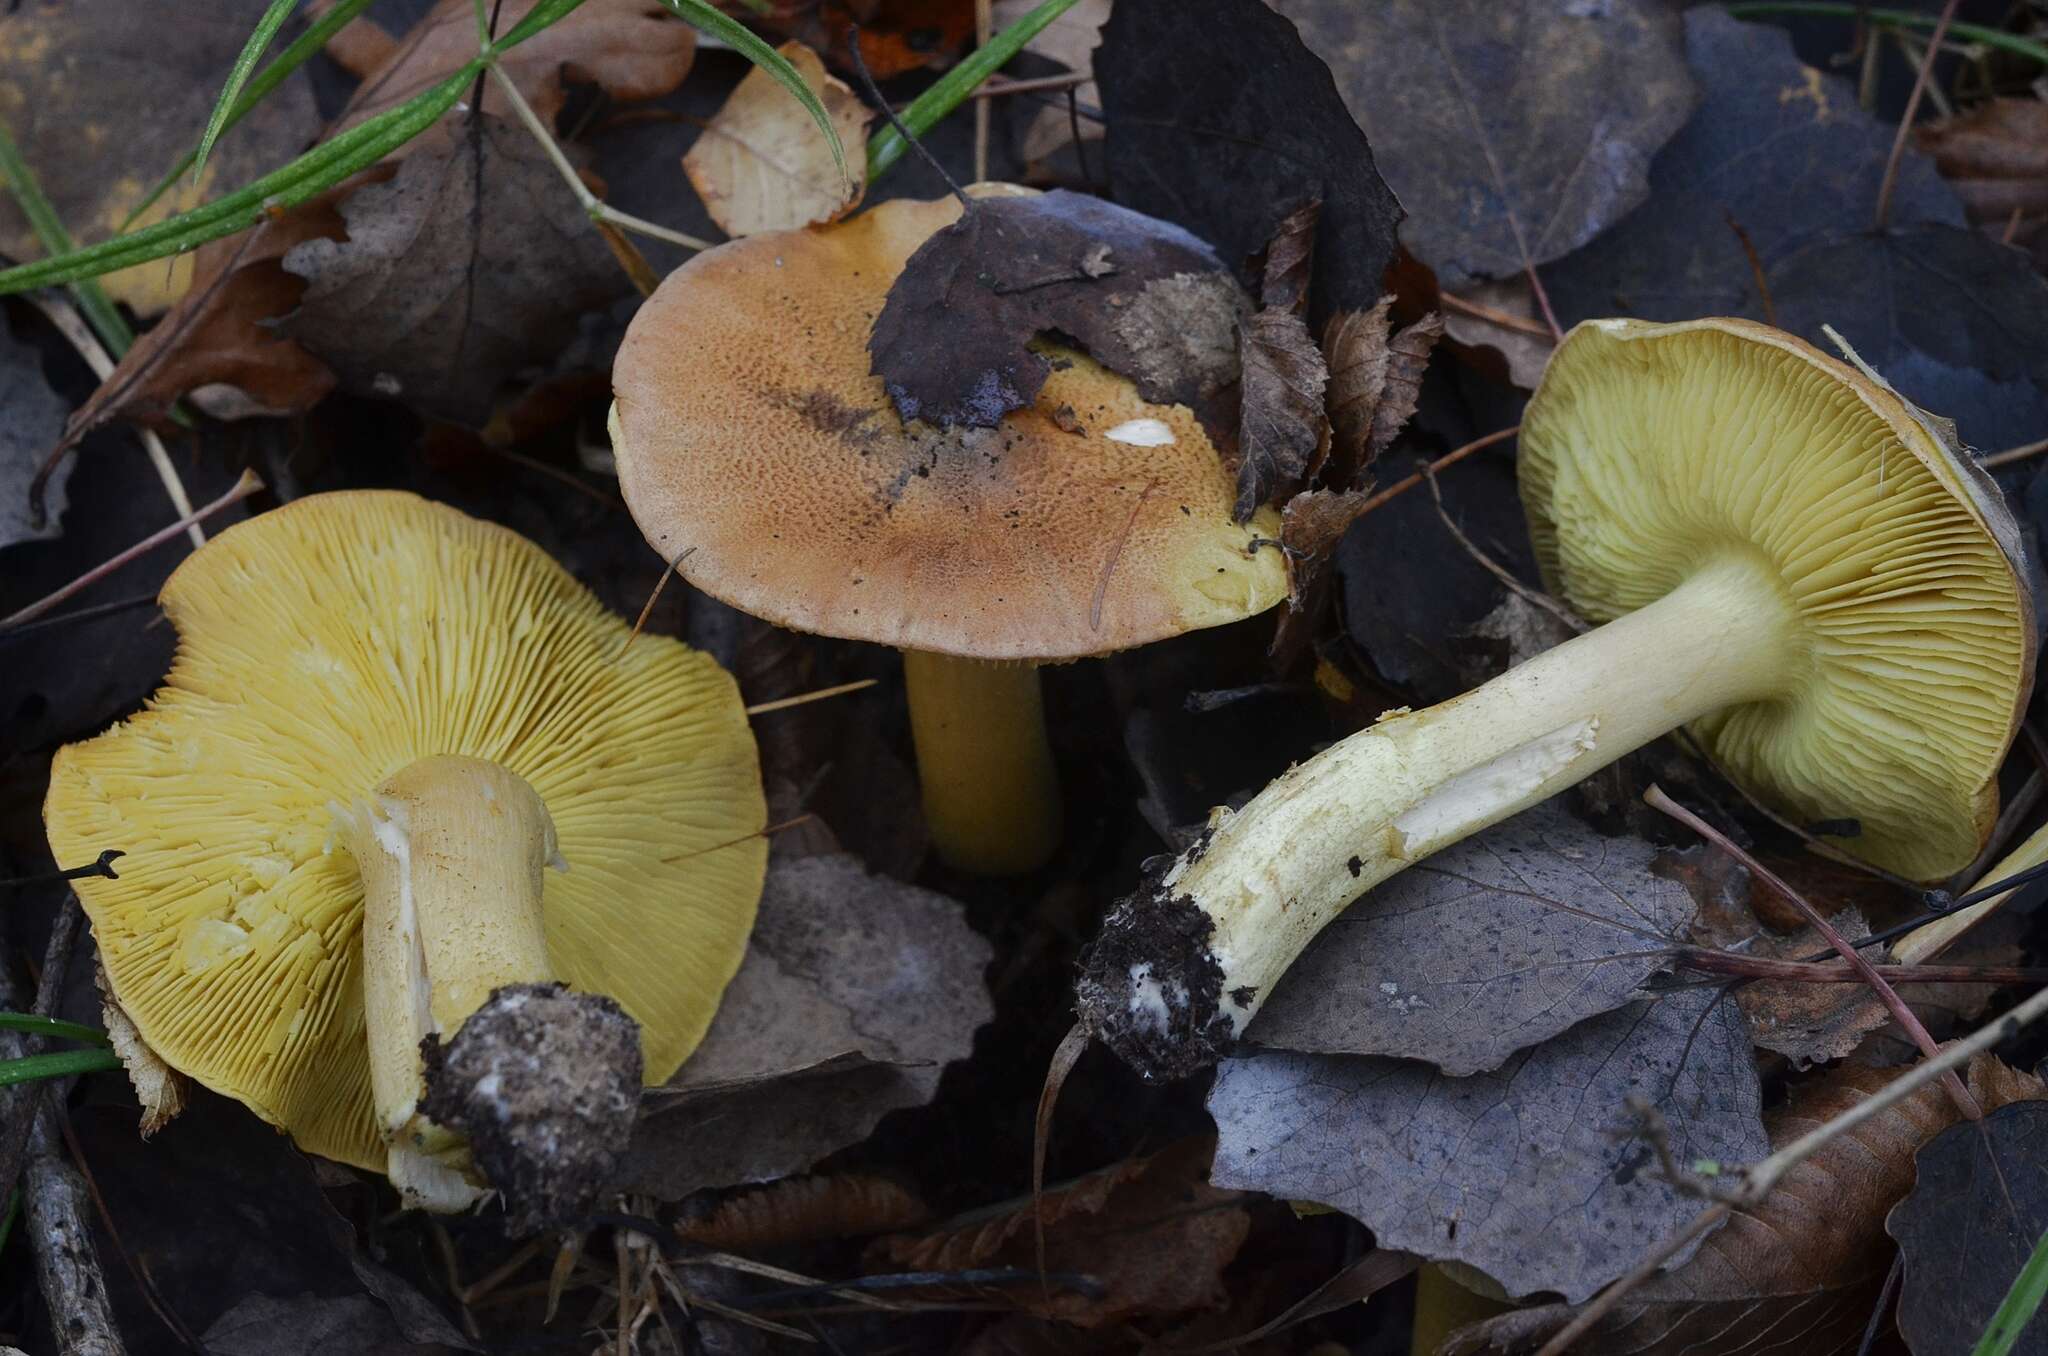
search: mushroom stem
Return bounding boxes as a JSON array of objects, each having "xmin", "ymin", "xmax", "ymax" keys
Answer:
[
  {"xmin": 343, "ymin": 755, "xmax": 564, "ymax": 1210},
  {"xmin": 1078, "ymin": 552, "xmax": 1802, "ymax": 1078},
  {"xmin": 902, "ymin": 649, "xmax": 1062, "ymax": 874}
]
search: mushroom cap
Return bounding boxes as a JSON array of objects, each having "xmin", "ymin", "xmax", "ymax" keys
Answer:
[
  {"xmin": 1520, "ymin": 317, "xmax": 2035, "ymax": 882},
  {"xmin": 608, "ymin": 192, "xmax": 1288, "ymax": 661},
  {"xmin": 43, "ymin": 492, "xmax": 768, "ymax": 1171}
]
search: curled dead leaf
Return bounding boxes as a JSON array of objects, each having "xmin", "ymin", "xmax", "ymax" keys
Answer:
[
  {"xmin": 675, "ymin": 1173, "xmax": 932, "ymax": 1251},
  {"xmin": 683, "ymin": 40, "xmax": 868, "ymax": 237},
  {"xmin": 1236, "ymin": 308, "xmax": 1329, "ymax": 521},
  {"xmin": 871, "ymin": 1137, "xmax": 1251, "ymax": 1327},
  {"xmin": 1450, "ymin": 1054, "xmax": 2046, "ymax": 1355}
]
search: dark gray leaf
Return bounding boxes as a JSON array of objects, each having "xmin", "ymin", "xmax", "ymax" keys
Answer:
[
  {"xmin": 1544, "ymin": 10, "xmax": 1964, "ymax": 325},
  {"xmin": 1246, "ymin": 802, "xmax": 1695, "ymax": 1075},
  {"xmin": 1211, "ymin": 988, "xmax": 1767, "ymax": 1302},
  {"xmin": 283, "ymin": 113, "xmax": 629, "ymax": 427},
  {"xmin": 0, "ymin": 0, "xmax": 321, "ymax": 316},
  {"xmin": 868, "ymin": 190, "xmax": 1242, "ymax": 428},
  {"xmin": 1235, "ymin": 307, "xmax": 1328, "ymax": 519},
  {"xmin": 1273, "ymin": 0, "xmax": 1695, "ymax": 289},
  {"xmin": 205, "ymin": 1294, "xmax": 464, "ymax": 1356},
  {"xmin": 1537, "ymin": 10, "xmax": 2048, "ymax": 445},
  {"xmin": 0, "ymin": 328, "xmax": 71, "ymax": 549},
  {"xmin": 620, "ymin": 854, "xmax": 992, "ymax": 1199},
  {"xmin": 1095, "ymin": 0, "xmax": 1402, "ymax": 319},
  {"xmin": 1889, "ymin": 1100, "xmax": 2048, "ymax": 1356}
]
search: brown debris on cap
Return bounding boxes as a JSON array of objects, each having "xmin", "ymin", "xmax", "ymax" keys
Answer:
[{"xmin": 610, "ymin": 193, "xmax": 1288, "ymax": 661}]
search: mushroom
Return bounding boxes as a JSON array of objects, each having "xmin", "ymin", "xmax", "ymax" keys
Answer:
[
  {"xmin": 608, "ymin": 192, "xmax": 1288, "ymax": 874},
  {"xmin": 1077, "ymin": 317, "xmax": 2036, "ymax": 1079},
  {"xmin": 44, "ymin": 492, "xmax": 768, "ymax": 1223}
]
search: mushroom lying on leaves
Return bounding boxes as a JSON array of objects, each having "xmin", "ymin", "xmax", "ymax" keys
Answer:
[
  {"xmin": 609, "ymin": 191, "xmax": 1287, "ymax": 874},
  {"xmin": 1078, "ymin": 317, "xmax": 2036, "ymax": 1079},
  {"xmin": 45, "ymin": 492, "xmax": 768, "ymax": 1229}
]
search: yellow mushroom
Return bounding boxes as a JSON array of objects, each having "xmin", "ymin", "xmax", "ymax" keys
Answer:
[
  {"xmin": 1079, "ymin": 318, "xmax": 2037, "ymax": 1079},
  {"xmin": 45, "ymin": 492, "xmax": 767, "ymax": 1222},
  {"xmin": 607, "ymin": 191, "xmax": 1289, "ymax": 875}
]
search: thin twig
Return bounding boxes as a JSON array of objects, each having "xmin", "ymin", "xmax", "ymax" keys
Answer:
[
  {"xmin": 1539, "ymin": 975, "xmax": 2048, "ymax": 1355},
  {"xmin": 846, "ymin": 26, "xmax": 973, "ymax": 212},
  {"xmin": 1672, "ymin": 948, "xmax": 2048, "ymax": 986},
  {"xmin": 744, "ymin": 679, "xmax": 879, "ymax": 716},
  {"xmin": 1724, "ymin": 210, "xmax": 1777, "ymax": 327},
  {"xmin": 972, "ymin": 0, "xmax": 992, "ymax": 183},
  {"xmin": 1982, "ymin": 436, "xmax": 2048, "ymax": 470},
  {"xmin": 1645, "ymin": 785, "xmax": 1977, "ymax": 1119},
  {"xmin": 975, "ymin": 72, "xmax": 1092, "ymax": 98},
  {"xmin": 1, "ymin": 469, "xmax": 263, "ymax": 631},
  {"xmin": 1437, "ymin": 291, "xmax": 1556, "ymax": 340},
  {"xmin": 487, "ymin": 64, "xmax": 712, "ymax": 253},
  {"xmin": 26, "ymin": 292, "xmax": 204, "ymax": 547},
  {"xmin": 1423, "ymin": 460, "xmax": 1587, "ymax": 634},
  {"xmin": 0, "ymin": 899, "xmax": 88, "ymax": 1241},
  {"xmin": 1873, "ymin": 0, "xmax": 1962, "ymax": 228},
  {"xmin": 1353, "ymin": 426, "xmax": 1519, "ymax": 520}
]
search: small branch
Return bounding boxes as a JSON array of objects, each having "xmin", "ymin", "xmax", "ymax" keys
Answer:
[
  {"xmin": 1437, "ymin": 291, "xmax": 1556, "ymax": 340},
  {"xmin": 1873, "ymin": 0, "xmax": 1961, "ymax": 229},
  {"xmin": 26, "ymin": 293, "xmax": 203, "ymax": 547},
  {"xmin": 846, "ymin": 25, "xmax": 973, "ymax": 213},
  {"xmin": 487, "ymin": 64, "xmax": 712, "ymax": 255},
  {"xmin": 1424, "ymin": 460, "xmax": 1587, "ymax": 634},
  {"xmin": 1723, "ymin": 210, "xmax": 1777, "ymax": 327},
  {"xmin": 972, "ymin": 0, "xmax": 992, "ymax": 183},
  {"xmin": 1540, "ymin": 976, "xmax": 2048, "ymax": 1356},
  {"xmin": 1982, "ymin": 436, "xmax": 2048, "ymax": 470},
  {"xmin": 1645, "ymin": 785, "xmax": 1977, "ymax": 1119},
  {"xmin": 1673, "ymin": 947, "xmax": 2048, "ymax": 987},
  {"xmin": 743, "ymin": 679, "xmax": 879, "ymax": 717},
  {"xmin": 0, "ymin": 899, "xmax": 89, "ymax": 1242},
  {"xmin": 1, "ymin": 469, "xmax": 263, "ymax": 631},
  {"xmin": 974, "ymin": 72, "xmax": 1092, "ymax": 99},
  {"xmin": 1352, "ymin": 426, "xmax": 1519, "ymax": 520}
]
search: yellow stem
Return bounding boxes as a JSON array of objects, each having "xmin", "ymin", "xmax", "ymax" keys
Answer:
[
  {"xmin": 342, "ymin": 754, "xmax": 561, "ymax": 1210},
  {"xmin": 902, "ymin": 650, "xmax": 1062, "ymax": 874}
]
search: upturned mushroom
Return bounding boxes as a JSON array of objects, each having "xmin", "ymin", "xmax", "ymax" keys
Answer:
[
  {"xmin": 608, "ymin": 191, "xmax": 1288, "ymax": 874},
  {"xmin": 1078, "ymin": 317, "xmax": 2036, "ymax": 1078},
  {"xmin": 45, "ymin": 492, "xmax": 768, "ymax": 1223}
]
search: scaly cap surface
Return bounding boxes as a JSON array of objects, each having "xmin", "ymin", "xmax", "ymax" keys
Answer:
[{"xmin": 609, "ymin": 192, "xmax": 1288, "ymax": 660}]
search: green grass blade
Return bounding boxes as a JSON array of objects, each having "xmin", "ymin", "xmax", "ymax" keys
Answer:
[
  {"xmin": 1972, "ymin": 1224, "xmax": 2048, "ymax": 1356},
  {"xmin": 494, "ymin": 0, "xmax": 592, "ymax": 50},
  {"xmin": 127, "ymin": 0, "xmax": 381, "ymax": 230},
  {"xmin": 196, "ymin": 0, "xmax": 304, "ymax": 181},
  {"xmin": 0, "ymin": 119, "xmax": 134, "ymax": 353},
  {"xmin": 0, "ymin": 1013, "xmax": 110, "ymax": 1046},
  {"xmin": 866, "ymin": 0, "xmax": 1082, "ymax": 183},
  {"xmin": 656, "ymin": 0, "xmax": 845, "ymax": 176},
  {"xmin": 0, "ymin": 65, "xmax": 471, "ymax": 295},
  {"xmin": 0, "ymin": 1048, "xmax": 123, "ymax": 1088},
  {"xmin": 1724, "ymin": 3, "xmax": 2048, "ymax": 65}
]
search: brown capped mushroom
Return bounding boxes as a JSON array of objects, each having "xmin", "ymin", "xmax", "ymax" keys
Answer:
[{"xmin": 609, "ymin": 192, "xmax": 1287, "ymax": 873}]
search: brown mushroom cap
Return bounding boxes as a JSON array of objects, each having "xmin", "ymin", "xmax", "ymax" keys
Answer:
[{"xmin": 609, "ymin": 193, "xmax": 1287, "ymax": 661}]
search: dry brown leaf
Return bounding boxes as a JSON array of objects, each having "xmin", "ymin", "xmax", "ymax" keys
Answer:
[
  {"xmin": 1441, "ymin": 279, "xmax": 1554, "ymax": 390},
  {"xmin": 682, "ymin": 40, "xmax": 867, "ymax": 237},
  {"xmin": 0, "ymin": 0, "xmax": 322, "ymax": 313},
  {"xmin": 675, "ymin": 1173, "xmax": 932, "ymax": 1251},
  {"xmin": 871, "ymin": 1137, "xmax": 1251, "ymax": 1327},
  {"xmin": 1917, "ymin": 100, "xmax": 2048, "ymax": 227},
  {"xmin": 1449, "ymin": 1054, "xmax": 2047, "ymax": 1355},
  {"xmin": 993, "ymin": 0, "xmax": 1109, "ymax": 166},
  {"xmin": 1321, "ymin": 300, "xmax": 1393, "ymax": 480},
  {"xmin": 282, "ymin": 115, "xmax": 628, "ymax": 426},
  {"xmin": 61, "ymin": 193, "xmax": 350, "ymax": 449},
  {"xmin": 751, "ymin": 0, "xmax": 977, "ymax": 79},
  {"xmin": 335, "ymin": 0, "xmax": 696, "ymax": 137},
  {"xmin": 1236, "ymin": 308, "xmax": 1329, "ymax": 520},
  {"xmin": 1368, "ymin": 310, "xmax": 1443, "ymax": 458}
]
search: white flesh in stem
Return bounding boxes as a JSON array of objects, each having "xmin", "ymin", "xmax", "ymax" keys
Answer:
[
  {"xmin": 1169, "ymin": 553, "xmax": 1798, "ymax": 1044},
  {"xmin": 340, "ymin": 755, "xmax": 563, "ymax": 1211}
]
